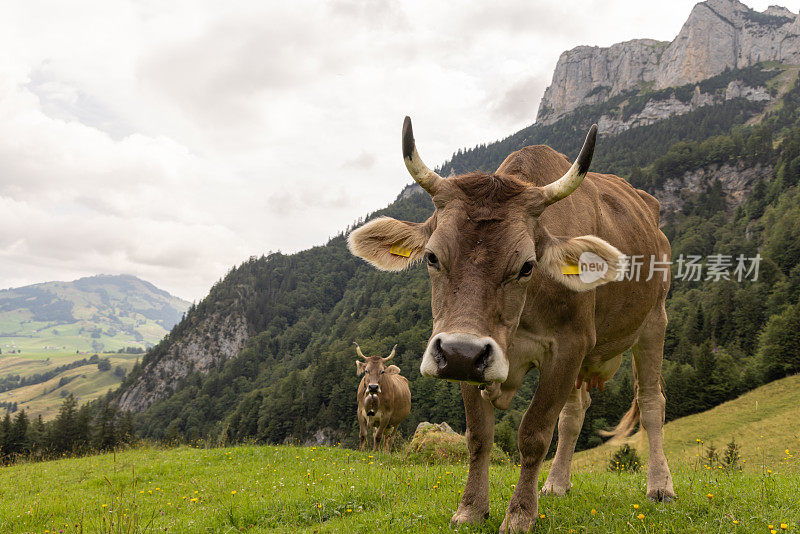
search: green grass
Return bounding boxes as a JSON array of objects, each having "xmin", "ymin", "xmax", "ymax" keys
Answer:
[
  {"xmin": 2, "ymin": 375, "xmax": 800, "ymax": 532},
  {"xmin": 0, "ymin": 442, "xmax": 797, "ymax": 533},
  {"xmin": 0, "ymin": 353, "xmax": 139, "ymax": 420},
  {"xmin": 572, "ymin": 373, "xmax": 800, "ymax": 473}
]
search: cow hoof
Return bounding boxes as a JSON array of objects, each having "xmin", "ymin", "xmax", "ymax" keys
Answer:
[
  {"xmin": 450, "ymin": 506, "xmax": 489, "ymax": 526},
  {"xmin": 499, "ymin": 511, "xmax": 535, "ymax": 533},
  {"xmin": 540, "ymin": 480, "xmax": 571, "ymax": 496},
  {"xmin": 647, "ymin": 488, "xmax": 677, "ymax": 502}
]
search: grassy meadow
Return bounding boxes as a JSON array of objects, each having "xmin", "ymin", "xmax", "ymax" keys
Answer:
[
  {"xmin": 0, "ymin": 352, "xmax": 140, "ymax": 420},
  {"xmin": 1, "ymin": 375, "xmax": 799, "ymax": 533}
]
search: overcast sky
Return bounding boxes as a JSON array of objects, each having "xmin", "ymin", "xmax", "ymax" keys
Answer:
[{"xmin": 0, "ymin": 0, "xmax": 790, "ymax": 301}]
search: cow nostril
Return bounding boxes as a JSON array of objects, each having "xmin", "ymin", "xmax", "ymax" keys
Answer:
[
  {"xmin": 474, "ymin": 344, "xmax": 492, "ymax": 372},
  {"xmin": 433, "ymin": 337, "xmax": 447, "ymax": 369}
]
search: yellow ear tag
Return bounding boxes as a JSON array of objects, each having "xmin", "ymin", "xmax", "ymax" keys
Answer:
[
  {"xmin": 561, "ymin": 263, "xmax": 580, "ymax": 275},
  {"xmin": 389, "ymin": 243, "xmax": 412, "ymax": 257}
]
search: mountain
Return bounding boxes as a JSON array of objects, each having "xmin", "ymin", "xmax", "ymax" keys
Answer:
[
  {"xmin": 115, "ymin": 1, "xmax": 800, "ymax": 454},
  {"xmin": 537, "ymin": 0, "xmax": 800, "ymax": 123},
  {"xmin": 0, "ymin": 274, "xmax": 190, "ymax": 354}
]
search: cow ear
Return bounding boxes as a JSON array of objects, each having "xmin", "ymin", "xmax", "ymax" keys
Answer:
[
  {"xmin": 356, "ymin": 361, "xmax": 365, "ymax": 376},
  {"xmin": 385, "ymin": 365, "xmax": 401, "ymax": 375},
  {"xmin": 348, "ymin": 216, "xmax": 431, "ymax": 271},
  {"xmin": 539, "ymin": 235, "xmax": 624, "ymax": 292}
]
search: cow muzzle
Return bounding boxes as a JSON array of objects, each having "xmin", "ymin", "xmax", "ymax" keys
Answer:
[{"xmin": 420, "ymin": 333, "xmax": 508, "ymax": 383}]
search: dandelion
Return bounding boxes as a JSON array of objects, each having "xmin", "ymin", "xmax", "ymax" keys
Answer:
[
  {"xmin": 346, "ymin": 509, "xmax": 352, "ymax": 513},
  {"xmin": 539, "ymin": 514, "xmax": 545, "ymax": 519},
  {"xmin": 706, "ymin": 493, "xmax": 713, "ymax": 499},
  {"xmin": 633, "ymin": 504, "xmax": 639, "ymax": 509},
  {"xmin": 591, "ymin": 509, "xmax": 597, "ymax": 515},
  {"xmin": 781, "ymin": 524, "xmax": 788, "ymax": 530},
  {"xmin": 637, "ymin": 514, "xmax": 644, "ymax": 520},
  {"xmin": 733, "ymin": 520, "xmax": 739, "ymax": 524},
  {"xmin": 231, "ymin": 490, "xmax": 237, "ymax": 495}
]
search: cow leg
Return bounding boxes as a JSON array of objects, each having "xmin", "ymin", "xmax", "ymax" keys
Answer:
[
  {"xmin": 451, "ymin": 382, "xmax": 494, "ymax": 526},
  {"xmin": 358, "ymin": 413, "xmax": 368, "ymax": 451},
  {"xmin": 540, "ymin": 386, "xmax": 591, "ymax": 496},
  {"xmin": 634, "ymin": 305, "xmax": 676, "ymax": 502},
  {"xmin": 501, "ymin": 341, "xmax": 586, "ymax": 534},
  {"xmin": 374, "ymin": 421, "xmax": 389, "ymax": 452},
  {"xmin": 383, "ymin": 426, "xmax": 395, "ymax": 452}
]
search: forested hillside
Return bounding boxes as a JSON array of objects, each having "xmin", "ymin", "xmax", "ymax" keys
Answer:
[{"xmin": 113, "ymin": 63, "xmax": 800, "ymax": 457}]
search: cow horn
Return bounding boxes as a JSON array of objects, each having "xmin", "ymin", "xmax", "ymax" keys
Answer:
[
  {"xmin": 385, "ymin": 344, "xmax": 397, "ymax": 361},
  {"xmin": 354, "ymin": 342, "xmax": 367, "ymax": 359},
  {"xmin": 403, "ymin": 116, "xmax": 442, "ymax": 195},
  {"xmin": 542, "ymin": 124, "xmax": 598, "ymax": 205}
]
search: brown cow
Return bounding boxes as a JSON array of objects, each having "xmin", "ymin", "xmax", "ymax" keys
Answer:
[
  {"xmin": 355, "ymin": 343, "xmax": 411, "ymax": 452},
  {"xmin": 348, "ymin": 117, "xmax": 674, "ymax": 532}
]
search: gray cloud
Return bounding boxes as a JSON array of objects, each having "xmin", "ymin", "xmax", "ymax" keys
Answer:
[
  {"xmin": 340, "ymin": 151, "xmax": 377, "ymax": 171},
  {"xmin": 488, "ymin": 76, "xmax": 548, "ymax": 125}
]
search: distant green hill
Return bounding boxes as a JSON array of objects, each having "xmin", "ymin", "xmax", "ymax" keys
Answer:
[{"xmin": 0, "ymin": 274, "xmax": 190, "ymax": 354}]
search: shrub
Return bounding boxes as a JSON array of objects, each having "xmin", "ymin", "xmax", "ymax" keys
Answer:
[
  {"xmin": 609, "ymin": 444, "xmax": 641, "ymax": 473},
  {"xmin": 703, "ymin": 443, "xmax": 719, "ymax": 469},
  {"xmin": 721, "ymin": 437, "xmax": 742, "ymax": 471}
]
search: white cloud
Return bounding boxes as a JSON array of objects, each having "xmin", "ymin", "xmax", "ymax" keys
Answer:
[{"xmin": 0, "ymin": 0, "xmax": 787, "ymax": 300}]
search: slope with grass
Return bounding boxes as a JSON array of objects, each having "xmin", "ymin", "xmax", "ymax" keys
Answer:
[
  {"xmin": 2, "ymin": 375, "xmax": 798, "ymax": 533},
  {"xmin": 0, "ymin": 353, "xmax": 140, "ymax": 420},
  {"xmin": 572, "ymin": 373, "xmax": 800, "ymax": 473}
]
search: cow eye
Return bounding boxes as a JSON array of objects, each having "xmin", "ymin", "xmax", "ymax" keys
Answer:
[
  {"xmin": 426, "ymin": 251, "xmax": 439, "ymax": 268},
  {"xmin": 518, "ymin": 261, "xmax": 534, "ymax": 278}
]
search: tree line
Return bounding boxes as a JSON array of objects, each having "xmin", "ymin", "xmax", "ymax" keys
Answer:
[{"xmin": 0, "ymin": 394, "xmax": 134, "ymax": 464}]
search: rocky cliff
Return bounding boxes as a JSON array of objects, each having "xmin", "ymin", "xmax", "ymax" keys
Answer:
[
  {"xmin": 538, "ymin": 0, "xmax": 800, "ymax": 123},
  {"xmin": 118, "ymin": 310, "xmax": 250, "ymax": 412},
  {"xmin": 658, "ymin": 160, "xmax": 773, "ymax": 215},
  {"xmin": 597, "ymin": 80, "xmax": 771, "ymax": 135}
]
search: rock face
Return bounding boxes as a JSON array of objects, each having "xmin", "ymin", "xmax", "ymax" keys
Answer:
[
  {"xmin": 118, "ymin": 311, "xmax": 250, "ymax": 412},
  {"xmin": 414, "ymin": 421, "xmax": 456, "ymax": 436},
  {"xmin": 658, "ymin": 160, "xmax": 773, "ymax": 215},
  {"xmin": 597, "ymin": 82, "xmax": 770, "ymax": 135},
  {"xmin": 538, "ymin": 0, "xmax": 800, "ymax": 123}
]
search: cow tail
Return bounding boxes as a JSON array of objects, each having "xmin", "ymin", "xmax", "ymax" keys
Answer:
[{"xmin": 598, "ymin": 358, "xmax": 640, "ymax": 442}]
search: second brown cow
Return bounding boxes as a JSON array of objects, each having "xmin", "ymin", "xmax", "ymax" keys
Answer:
[{"xmin": 355, "ymin": 343, "xmax": 411, "ymax": 451}]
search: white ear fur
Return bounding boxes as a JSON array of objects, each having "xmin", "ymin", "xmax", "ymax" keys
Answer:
[
  {"xmin": 385, "ymin": 365, "xmax": 401, "ymax": 375},
  {"xmin": 347, "ymin": 216, "xmax": 429, "ymax": 271},
  {"xmin": 356, "ymin": 361, "xmax": 365, "ymax": 376},
  {"xmin": 540, "ymin": 235, "xmax": 623, "ymax": 292}
]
